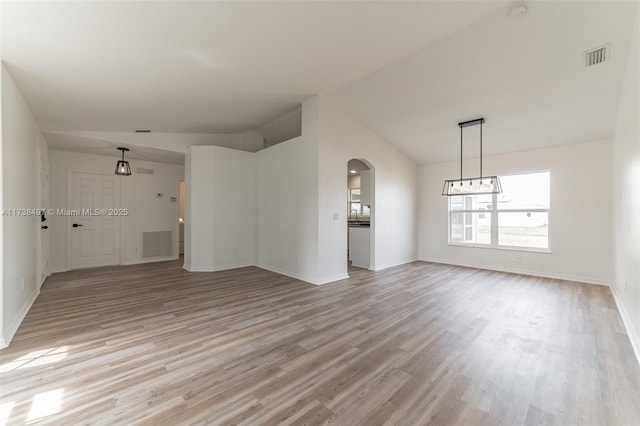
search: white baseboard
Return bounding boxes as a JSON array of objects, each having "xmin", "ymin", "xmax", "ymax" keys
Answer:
[
  {"xmin": 49, "ymin": 266, "xmax": 69, "ymax": 274},
  {"xmin": 257, "ymin": 264, "xmax": 350, "ymax": 285},
  {"xmin": 373, "ymin": 257, "xmax": 418, "ymax": 272},
  {"xmin": 123, "ymin": 256, "xmax": 178, "ymax": 266},
  {"xmin": 610, "ymin": 285, "xmax": 640, "ymax": 366},
  {"xmin": 1, "ymin": 288, "xmax": 39, "ymax": 349},
  {"xmin": 256, "ymin": 264, "xmax": 316, "ymax": 284},
  {"xmin": 184, "ymin": 262, "xmax": 254, "ymax": 273},
  {"xmin": 314, "ymin": 273, "xmax": 350, "ymax": 285},
  {"xmin": 421, "ymin": 258, "xmax": 611, "ymax": 286}
]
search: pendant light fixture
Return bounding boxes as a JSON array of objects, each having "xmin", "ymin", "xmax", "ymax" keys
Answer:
[
  {"xmin": 115, "ymin": 147, "xmax": 132, "ymax": 176},
  {"xmin": 441, "ymin": 118, "xmax": 502, "ymax": 196}
]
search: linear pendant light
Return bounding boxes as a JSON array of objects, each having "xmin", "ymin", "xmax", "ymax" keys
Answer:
[
  {"xmin": 115, "ymin": 147, "xmax": 132, "ymax": 176},
  {"xmin": 441, "ymin": 118, "xmax": 502, "ymax": 196}
]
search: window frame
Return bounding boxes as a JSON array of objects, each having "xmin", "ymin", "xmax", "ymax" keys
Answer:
[{"xmin": 447, "ymin": 171, "xmax": 551, "ymax": 253}]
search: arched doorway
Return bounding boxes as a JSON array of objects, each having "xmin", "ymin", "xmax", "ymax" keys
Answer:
[{"xmin": 347, "ymin": 158, "xmax": 375, "ymax": 270}]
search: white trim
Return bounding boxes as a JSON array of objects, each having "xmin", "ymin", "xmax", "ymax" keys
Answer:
[
  {"xmin": 257, "ymin": 264, "xmax": 318, "ymax": 285},
  {"xmin": 314, "ymin": 273, "xmax": 350, "ymax": 285},
  {"xmin": 123, "ymin": 255, "xmax": 178, "ymax": 266},
  {"xmin": 421, "ymin": 258, "xmax": 611, "ymax": 286},
  {"xmin": 372, "ymin": 257, "xmax": 418, "ymax": 272},
  {"xmin": 49, "ymin": 266, "xmax": 69, "ymax": 274},
  {"xmin": 448, "ymin": 242, "xmax": 552, "ymax": 254},
  {"xmin": 610, "ymin": 285, "xmax": 640, "ymax": 366},
  {"xmin": 183, "ymin": 263, "xmax": 350, "ymax": 285},
  {"xmin": 184, "ymin": 262, "xmax": 254, "ymax": 273},
  {"xmin": 1, "ymin": 288, "xmax": 39, "ymax": 349}
]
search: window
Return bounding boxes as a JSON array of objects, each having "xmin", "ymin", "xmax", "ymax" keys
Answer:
[
  {"xmin": 448, "ymin": 171, "xmax": 550, "ymax": 250},
  {"xmin": 349, "ymin": 189, "xmax": 370, "ymax": 218}
]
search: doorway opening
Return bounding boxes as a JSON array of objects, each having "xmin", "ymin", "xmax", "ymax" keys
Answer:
[{"xmin": 347, "ymin": 159, "xmax": 374, "ymax": 270}]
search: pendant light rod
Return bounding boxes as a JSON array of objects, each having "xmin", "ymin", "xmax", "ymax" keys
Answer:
[
  {"xmin": 442, "ymin": 117, "xmax": 499, "ymax": 196},
  {"xmin": 480, "ymin": 119, "xmax": 483, "ymax": 179},
  {"xmin": 460, "ymin": 125, "xmax": 463, "ymax": 181},
  {"xmin": 457, "ymin": 118, "xmax": 485, "ymax": 179}
]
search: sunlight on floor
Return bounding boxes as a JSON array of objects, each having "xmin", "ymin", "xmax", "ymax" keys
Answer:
[
  {"xmin": 26, "ymin": 388, "xmax": 64, "ymax": 423},
  {"xmin": 0, "ymin": 346, "xmax": 68, "ymax": 373},
  {"xmin": 0, "ymin": 402, "xmax": 15, "ymax": 426}
]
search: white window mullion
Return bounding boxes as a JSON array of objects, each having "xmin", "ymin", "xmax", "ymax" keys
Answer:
[{"xmin": 491, "ymin": 192, "xmax": 498, "ymax": 245}]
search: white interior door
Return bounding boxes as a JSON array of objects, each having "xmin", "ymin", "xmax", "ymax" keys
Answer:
[{"xmin": 70, "ymin": 172, "xmax": 120, "ymax": 269}]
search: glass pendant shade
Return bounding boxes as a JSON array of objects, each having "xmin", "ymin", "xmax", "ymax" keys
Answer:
[
  {"xmin": 441, "ymin": 176, "xmax": 502, "ymax": 195},
  {"xmin": 115, "ymin": 147, "xmax": 132, "ymax": 176},
  {"xmin": 115, "ymin": 160, "xmax": 132, "ymax": 176}
]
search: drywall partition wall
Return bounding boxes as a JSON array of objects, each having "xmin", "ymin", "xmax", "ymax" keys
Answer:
[
  {"xmin": 185, "ymin": 146, "xmax": 256, "ymax": 272},
  {"xmin": 212, "ymin": 147, "xmax": 257, "ymax": 270},
  {"xmin": 256, "ymin": 133, "xmax": 320, "ymax": 283},
  {"xmin": 317, "ymin": 96, "xmax": 418, "ymax": 280},
  {"xmin": 418, "ymin": 139, "xmax": 613, "ymax": 285},
  {"xmin": 48, "ymin": 150, "xmax": 184, "ymax": 270},
  {"xmin": 186, "ymin": 148, "xmax": 215, "ymax": 271},
  {"xmin": 1, "ymin": 65, "xmax": 44, "ymax": 347},
  {"xmin": 612, "ymin": 11, "xmax": 640, "ymax": 360},
  {"xmin": 0, "ymin": 61, "xmax": 4, "ymax": 345},
  {"xmin": 184, "ymin": 154, "xmax": 192, "ymax": 268}
]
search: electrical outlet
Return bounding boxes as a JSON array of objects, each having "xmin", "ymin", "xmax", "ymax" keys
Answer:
[
  {"xmin": 516, "ymin": 256, "xmax": 521, "ymax": 263},
  {"xmin": 20, "ymin": 277, "xmax": 25, "ymax": 290},
  {"xmin": 625, "ymin": 281, "xmax": 628, "ymax": 291}
]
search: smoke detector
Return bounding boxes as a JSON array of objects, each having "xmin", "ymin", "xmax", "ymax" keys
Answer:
[{"xmin": 508, "ymin": 4, "xmax": 528, "ymax": 19}]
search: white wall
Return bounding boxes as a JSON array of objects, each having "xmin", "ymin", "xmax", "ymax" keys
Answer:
[
  {"xmin": 185, "ymin": 146, "xmax": 256, "ymax": 271},
  {"xmin": 1, "ymin": 65, "xmax": 46, "ymax": 347},
  {"xmin": 48, "ymin": 150, "xmax": 184, "ymax": 270},
  {"xmin": 256, "ymin": 99, "xmax": 320, "ymax": 282},
  {"xmin": 318, "ymin": 96, "xmax": 418, "ymax": 280},
  {"xmin": 419, "ymin": 139, "xmax": 613, "ymax": 285},
  {"xmin": 612, "ymin": 12, "xmax": 640, "ymax": 359}
]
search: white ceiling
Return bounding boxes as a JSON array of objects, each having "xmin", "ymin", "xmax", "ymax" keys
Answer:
[
  {"xmin": 1, "ymin": 1, "xmax": 636, "ymax": 165},
  {"xmin": 1, "ymin": 0, "xmax": 507, "ymax": 134},
  {"xmin": 337, "ymin": 1, "xmax": 638, "ymax": 164}
]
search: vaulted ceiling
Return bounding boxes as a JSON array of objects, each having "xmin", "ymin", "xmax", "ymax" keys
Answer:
[{"xmin": 2, "ymin": 1, "xmax": 637, "ymax": 164}]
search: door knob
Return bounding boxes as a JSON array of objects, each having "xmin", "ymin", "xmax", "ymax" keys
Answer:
[
  {"xmin": 41, "ymin": 225, "xmax": 48, "ymax": 230},
  {"xmin": 72, "ymin": 223, "xmax": 83, "ymax": 228}
]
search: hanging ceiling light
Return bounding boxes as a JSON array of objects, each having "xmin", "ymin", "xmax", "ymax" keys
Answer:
[
  {"xmin": 115, "ymin": 147, "xmax": 132, "ymax": 176},
  {"xmin": 442, "ymin": 118, "xmax": 502, "ymax": 196}
]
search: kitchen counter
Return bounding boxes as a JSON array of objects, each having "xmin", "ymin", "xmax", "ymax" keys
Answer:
[{"xmin": 348, "ymin": 220, "xmax": 370, "ymax": 228}]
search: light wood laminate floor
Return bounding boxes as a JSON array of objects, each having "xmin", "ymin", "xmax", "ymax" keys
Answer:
[{"xmin": 1, "ymin": 260, "xmax": 639, "ymax": 425}]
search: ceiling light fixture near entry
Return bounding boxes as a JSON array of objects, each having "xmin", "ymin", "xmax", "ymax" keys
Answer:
[
  {"xmin": 349, "ymin": 170, "xmax": 357, "ymax": 174},
  {"xmin": 441, "ymin": 118, "xmax": 502, "ymax": 196},
  {"xmin": 115, "ymin": 147, "xmax": 132, "ymax": 176}
]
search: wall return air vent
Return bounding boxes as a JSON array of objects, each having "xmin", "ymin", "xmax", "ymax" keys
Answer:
[{"xmin": 584, "ymin": 45, "xmax": 609, "ymax": 67}]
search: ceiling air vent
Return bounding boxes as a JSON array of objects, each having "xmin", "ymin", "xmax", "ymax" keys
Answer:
[{"xmin": 584, "ymin": 45, "xmax": 609, "ymax": 67}]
